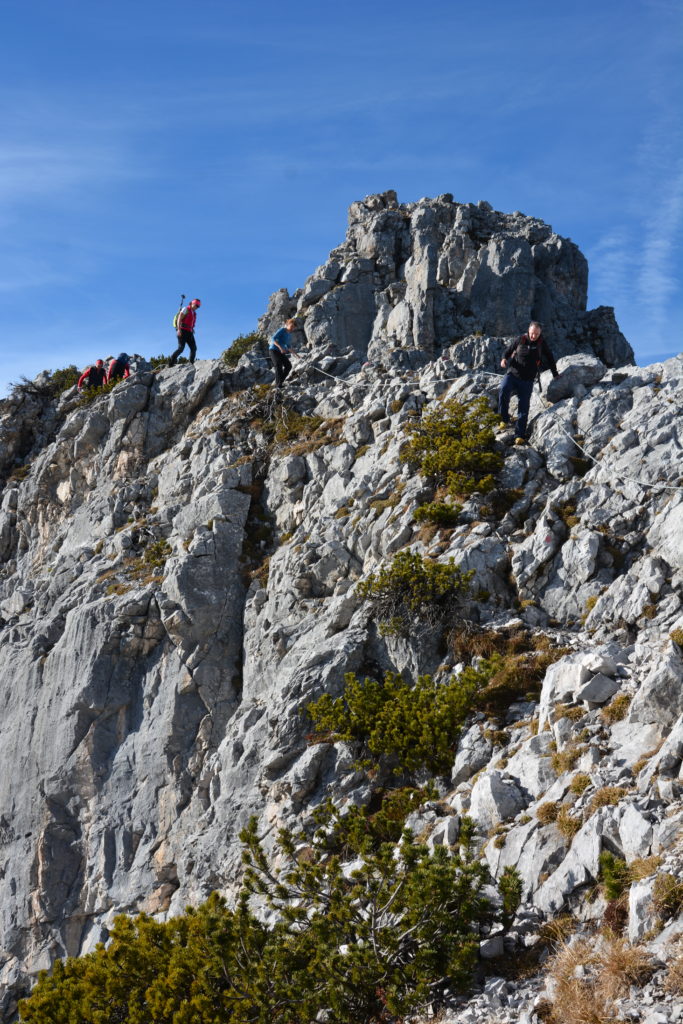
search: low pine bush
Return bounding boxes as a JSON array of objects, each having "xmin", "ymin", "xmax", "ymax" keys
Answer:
[
  {"xmin": 400, "ymin": 395, "xmax": 502, "ymax": 499},
  {"xmin": 357, "ymin": 549, "xmax": 473, "ymax": 636},
  {"xmin": 413, "ymin": 501, "xmax": 462, "ymax": 527},
  {"xmin": 11, "ymin": 365, "xmax": 81, "ymax": 399},
  {"xmin": 222, "ymin": 331, "xmax": 264, "ymax": 368},
  {"xmin": 307, "ymin": 664, "xmax": 489, "ymax": 775},
  {"xmin": 20, "ymin": 808, "xmax": 509, "ymax": 1024},
  {"xmin": 499, "ymin": 866, "xmax": 523, "ymax": 929},
  {"xmin": 599, "ymin": 851, "xmax": 631, "ymax": 901}
]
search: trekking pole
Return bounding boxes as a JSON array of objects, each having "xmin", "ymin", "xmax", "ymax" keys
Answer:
[{"xmin": 178, "ymin": 294, "xmax": 186, "ymax": 312}]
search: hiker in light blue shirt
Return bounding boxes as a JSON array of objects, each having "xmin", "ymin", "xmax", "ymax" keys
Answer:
[{"xmin": 269, "ymin": 318, "xmax": 298, "ymax": 388}]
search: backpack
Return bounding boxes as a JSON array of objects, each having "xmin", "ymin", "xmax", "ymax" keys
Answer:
[
  {"xmin": 512, "ymin": 334, "xmax": 542, "ymax": 371},
  {"xmin": 173, "ymin": 295, "xmax": 187, "ymax": 330}
]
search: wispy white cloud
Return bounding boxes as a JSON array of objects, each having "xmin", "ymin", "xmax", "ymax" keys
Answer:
[
  {"xmin": 587, "ymin": 227, "xmax": 636, "ymax": 308},
  {"xmin": 0, "ymin": 142, "xmax": 138, "ymax": 207},
  {"xmin": 637, "ymin": 160, "xmax": 683, "ymax": 331}
]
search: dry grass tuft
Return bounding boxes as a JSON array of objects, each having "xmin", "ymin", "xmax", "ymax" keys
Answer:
[
  {"xmin": 552, "ymin": 744, "xmax": 585, "ymax": 776},
  {"xmin": 664, "ymin": 942, "xmax": 683, "ymax": 994},
  {"xmin": 600, "ymin": 693, "xmax": 631, "ymax": 724},
  {"xmin": 569, "ymin": 772, "xmax": 592, "ymax": 795},
  {"xmin": 653, "ymin": 873, "xmax": 683, "ymax": 920},
  {"xmin": 546, "ymin": 934, "xmax": 653, "ymax": 1023},
  {"xmin": 556, "ymin": 806, "xmax": 582, "ymax": 841},
  {"xmin": 536, "ymin": 801, "xmax": 560, "ymax": 825},
  {"xmin": 586, "ymin": 786, "xmax": 629, "ymax": 815},
  {"xmin": 628, "ymin": 855, "xmax": 662, "ymax": 881}
]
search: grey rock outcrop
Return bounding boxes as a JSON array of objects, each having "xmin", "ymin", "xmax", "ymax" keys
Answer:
[{"xmin": 262, "ymin": 191, "xmax": 633, "ymax": 369}]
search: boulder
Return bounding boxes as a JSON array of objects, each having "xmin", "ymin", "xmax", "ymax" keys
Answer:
[{"xmin": 470, "ymin": 771, "xmax": 529, "ymax": 832}]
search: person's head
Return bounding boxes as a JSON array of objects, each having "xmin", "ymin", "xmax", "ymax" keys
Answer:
[
  {"xmin": 95, "ymin": 359, "xmax": 104, "ymax": 367},
  {"xmin": 528, "ymin": 321, "xmax": 543, "ymax": 341},
  {"xmin": 190, "ymin": 298, "xmax": 201, "ymax": 309},
  {"xmin": 118, "ymin": 352, "xmax": 129, "ymax": 363},
  {"xmin": 285, "ymin": 318, "xmax": 297, "ymax": 331}
]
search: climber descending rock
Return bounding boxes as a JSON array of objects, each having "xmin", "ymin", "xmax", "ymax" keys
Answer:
[
  {"xmin": 498, "ymin": 321, "xmax": 559, "ymax": 445},
  {"xmin": 106, "ymin": 352, "xmax": 131, "ymax": 384},
  {"xmin": 77, "ymin": 359, "xmax": 107, "ymax": 391},
  {"xmin": 269, "ymin": 318, "xmax": 300, "ymax": 389}
]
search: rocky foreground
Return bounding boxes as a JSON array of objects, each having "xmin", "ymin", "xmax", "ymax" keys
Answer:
[{"xmin": 1, "ymin": 192, "xmax": 682, "ymax": 1022}]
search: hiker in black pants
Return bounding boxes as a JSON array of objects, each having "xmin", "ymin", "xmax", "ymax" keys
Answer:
[
  {"xmin": 269, "ymin": 318, "xmax": 299, "ymax": 388},
  {"xmin": 170, "ymin": 298, "xmax": 201, "ymax": 365},
  {"xmin": 499, "ymin": 322, "xmax": 559, "ymax": 445}
]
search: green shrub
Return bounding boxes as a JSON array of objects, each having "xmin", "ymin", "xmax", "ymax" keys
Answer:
[
  {"xmin": 21, "ymin": 812, "xmax": 503, "ymax": 1024},
  {"xmin": 357, "ymin": 550, "xmax": 473, "ymax": 636},
  {"xmin": 413, "ymin": 501, "xmax": 461, "ymax": 527},
  {"xmin": 143, "ymin": 538, "xmax": 172, "ymax": 568},
  {"xmin": 50, "ymin": 365, "xmax": 82, "ymax": 395},
  {"xmin": 222, "ymin": 331, "xmax": 264, "ymax": 367},
  {"xmin": 239, "ymin": 814, "xmax": 494, "ymax": 1021},
  {"xmin": 499, "ymin": 866, "xmax": 523, "ymax": 930},
  {"xmin": 599, "ymin": 851, "xmax": 630, "ymax": 901},
  {"xmin": 307, "ymin": 662, "xmax": 492, "ymax": 775},
  {"xmin": 670, "ymin": 629, "xmax": 683, "ymax": 648},
  {"xmin": 12, "ymin": 365, "xmax": 81, "ymax": 400},
  {"xmin": 274, "ymin": 410, "xmax": 324, "ymax": 444},
  {"xmin": 400, "ymin": 396, "xmax": 502, "ymax": 499},
  {"xmin": 77, "ymin": 378, "xmax": 119, "ymax": 405},
  {"xmin": 313, "ymin": 787, "xmax": 436, "ymax": 856},
  {"xmin": 150, "ymin": 352, "xmax": 189, "ymax": 368}
]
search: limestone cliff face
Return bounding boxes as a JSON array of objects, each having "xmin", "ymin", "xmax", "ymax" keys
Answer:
[{"xmin": 0, "ymin": 194, "xmax": 680, "ymax": 1019}]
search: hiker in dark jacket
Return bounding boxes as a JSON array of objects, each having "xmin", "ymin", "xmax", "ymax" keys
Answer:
[
  {"xmin": 170, "ymin": 298, "xmax": 201, "ymax": 365},
  {"xmin": 107, "ymin": 353, "xmax": 131, "ymax": 384},
  {"xmin": 498, "ymin": 322, "xmax": 559, "ymax": 444},
  {"xmin": 269, "ymin": 318, "xmax": 299, "ymax": 388},
  {"xmin": 77, "ymin": 359, "xmax": 107, "ymax": 391}
]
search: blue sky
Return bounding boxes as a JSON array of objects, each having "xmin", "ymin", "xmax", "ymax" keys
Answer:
[{"xmin": 1, "ymin": 0, "xmax": 681, "ymax": 395}]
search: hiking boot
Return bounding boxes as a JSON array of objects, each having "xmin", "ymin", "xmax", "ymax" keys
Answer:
[
  {"xmin": 497, "ymin": 420, "xmax": 511, "ymax": 431},
  {"xmin": 514, "ymin": 437, "xmax": 527, "ymax": 446}
]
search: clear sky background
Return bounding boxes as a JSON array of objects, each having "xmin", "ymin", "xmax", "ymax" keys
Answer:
[{"xmin": 1, "ymin": 0, "xmax": 681, "ymax": 396}]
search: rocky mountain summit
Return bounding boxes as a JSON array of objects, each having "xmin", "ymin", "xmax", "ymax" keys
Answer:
[{"xmin": 1, "ymin": 193, "xmax": 682, "ymax": 1022}]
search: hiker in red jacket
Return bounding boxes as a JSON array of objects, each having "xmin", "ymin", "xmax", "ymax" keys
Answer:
[
  {"xmin": 499, "ymin": 322, "xmax": 559, "ymax": 445},
  {"xmin": 77, "ymin": 359, "xmax": 107, "ymax": 391},
  {"xmin": 170, "ymin": 298, "xmax": 201, "ymax": 365},
  {"xmin": 107, "ymin": 353, "xmax": 131, "ymax": 384}
]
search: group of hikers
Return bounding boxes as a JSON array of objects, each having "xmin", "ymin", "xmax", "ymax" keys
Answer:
[
  {"xmin": 76, "ymin": 296, "xmax": 559, "ymax": 445},
  {"xmin": 77, "ymin": 299, "xmax": 203, "ymax": 393},
  {"xmin": 77, "ymin": 353, "xmax": 131, "ymax": 390}
]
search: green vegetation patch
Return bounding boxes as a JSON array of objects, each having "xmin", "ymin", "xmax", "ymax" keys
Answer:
[
  {"xmin": 222, "ymin": 331, "xmax": 264, "ymax": 368},
  {"xmin": 357, "ymin": 550, "xmax": 473, "ymax": 636},
  {"xmin": 20, "ymin": 807, "xmax": 508, "ymax": 1024},
  {"xmin": 400, "ymin": 395, "xmax": 502, "ymax": 500},
  {"xmin": 308, "ymin": 667, "xmax": 485, "ymax": 775},
  {"xmin": 413, "ymin": 501, "xmax": 461, "ymax": 528},
  {"xmin": 77, "ymin": 378, "xmax": 119, "ymax": 405},
  {"xmin": 11, "ymin": 365, "xmax": 81, "ymax": 400}
]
